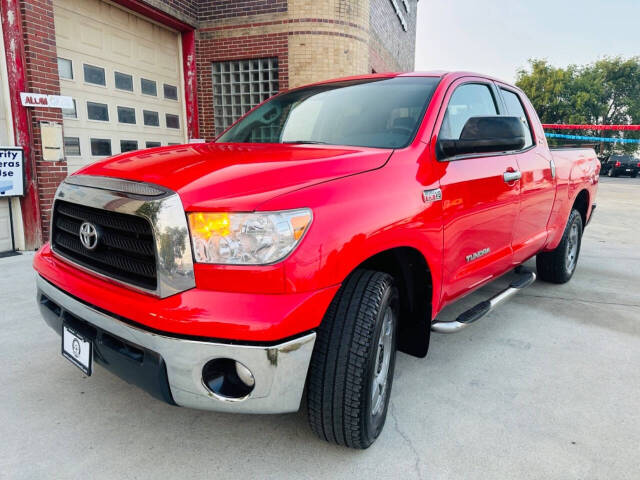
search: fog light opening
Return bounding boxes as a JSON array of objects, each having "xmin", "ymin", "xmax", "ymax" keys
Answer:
[{"xmin": 202, "ymin": 358, "xmax": 255, "ymax": 400}]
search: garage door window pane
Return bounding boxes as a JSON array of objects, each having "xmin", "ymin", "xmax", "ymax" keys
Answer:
[
  {"xmin": 91, "ymin": 138, "xmax": 111, "ymax": 156},
  {"xmin": 141, "ymin": 78, "xmax": 157, "ymax": 96},
  {"xmin": 117, "ymin": 106, "xmax": 136, "ymax": 124},
  {"xmin": 115, "ymin": 72, "xmax": 134, "ymax": 91},
  {"xmin": 143, "ymin": 110, "xmax": 159, "ymax": 126},
  {"xmin": 87, "ymin": 102, "xmax": 109, "ymax": 121},
  {"xmin": 146, "ymin": 141, "xmax": 161, "ymax": 148},
  {"xmin": 164, "ymin": 84, "xmax": 178, "ymax": 100},
  {"xmin": 84, "ymin": 64, "xmax": 106, "ymax": 86},
  {"xmin": 212, "ymin": 58, "xmax": 279, "ymax": 136},
  {"xmin": 62, "ymin": 99, "xmax": 77, "ymax": 119},
  {"xmin": 58, "ymin": 58, "xmax": 73, "ymax": 80},
  {"xmin": 120, "ymin": 140, "xmax": 138, "ymax": 153},
  {"xmin": 64, "ymin": 137, "xmax": 80, "ymax": 156},
  {"xmin": 166, "ymin": 114, "xmax": 180, "ymax": 129}
]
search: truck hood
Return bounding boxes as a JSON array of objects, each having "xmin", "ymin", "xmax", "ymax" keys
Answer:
[{"xmin": 75, "ymin": 143, "xmax": 391, "ymax": 210}]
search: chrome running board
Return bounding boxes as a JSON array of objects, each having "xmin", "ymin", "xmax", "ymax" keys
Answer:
[{"xmin": 431, "ymin": 269, "xmax": 536, "ymax": 334}]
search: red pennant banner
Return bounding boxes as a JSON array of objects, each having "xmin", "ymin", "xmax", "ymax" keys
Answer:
[{"xmin": 542, "ymin": 124, "xmax": 640, "ymax": 131}]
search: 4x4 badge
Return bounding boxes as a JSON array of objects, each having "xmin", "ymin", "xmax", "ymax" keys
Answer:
[{"xmin": 422, "ymin": 188, "xmax": 442, "ymax": 203}]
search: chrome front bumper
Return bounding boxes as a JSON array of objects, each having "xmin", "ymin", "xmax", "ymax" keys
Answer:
[{"xmin": 36, "ymin": 275, "xmax": 316, "ymax": 414}]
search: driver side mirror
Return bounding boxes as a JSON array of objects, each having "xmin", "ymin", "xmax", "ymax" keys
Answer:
[{"xmin": 438, "ymin": 116, "xmax": 526, "ymax": 160}]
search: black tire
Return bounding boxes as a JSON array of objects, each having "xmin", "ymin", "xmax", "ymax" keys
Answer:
[
  {"xmin": 536, "ymin": 209, "xmax": 583, "ymax": 284},
  {"xmin": 608, "ymin": 168, "xmax": 616, "ymax": 177},
  {"xmin": 306, "ymin": 269, "xmax": 399, "ymax": 449}
]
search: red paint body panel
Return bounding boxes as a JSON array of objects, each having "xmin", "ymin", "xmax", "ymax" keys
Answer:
[
  {"xmin": 33, "ymin": 72, "xmax": 599, "ymax": 341},
  {"xmin": 35, "ymin": 244, "xmax": 338, "ymax": 342},
  {"xmin": 76, "ymin": 143, "xmax": 391, "ymax": 211}
]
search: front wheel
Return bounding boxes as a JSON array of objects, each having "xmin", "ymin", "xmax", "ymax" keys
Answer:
[
  {"xmin": 306, "ymin": 269, "xmax": 398, "ymax": 449},
  {"xmin": 536, "ymin": 209, "xmax": 583, "ymax": 283}
]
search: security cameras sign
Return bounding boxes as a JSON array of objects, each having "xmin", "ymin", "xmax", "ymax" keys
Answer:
[{"xmin": 0, "ymin": 147, "xmax": 25, "ymax": 197}]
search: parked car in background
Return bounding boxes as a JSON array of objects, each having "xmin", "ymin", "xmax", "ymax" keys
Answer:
[{"xmin": 600, "ymin": 155, "xmax": 640, "ymax": 177}]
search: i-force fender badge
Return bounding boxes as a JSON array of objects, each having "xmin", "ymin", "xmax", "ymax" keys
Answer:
[
  {"xmin": 422, "ymin": 188, "xmax": 442, "ymax": 203},
  {"xmin": 466, "ymin": 247, "xmax": 490, "ymax": 262}
]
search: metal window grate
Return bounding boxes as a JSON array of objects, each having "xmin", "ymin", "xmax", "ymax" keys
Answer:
[{"xmin": 212, "ymin": 58, "xmax": 279, "ymax": 137}]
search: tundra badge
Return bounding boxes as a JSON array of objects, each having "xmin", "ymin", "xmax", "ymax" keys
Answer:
[{"xmin": 466, "ymin": 247, "xmax": 490, "ymax": 262}]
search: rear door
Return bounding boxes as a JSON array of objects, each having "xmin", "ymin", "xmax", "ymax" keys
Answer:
[
  {"xmin": 437, "ymin": 79, "xmax": 520, "ymax": 306},
  {"xmin": 498, "ymin": 86, "xmax": 555, "ymax": 263}
]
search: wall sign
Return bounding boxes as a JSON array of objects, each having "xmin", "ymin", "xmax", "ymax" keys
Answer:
[
  {"xmin": 20, "ymin": 92, "xmax": 74, "ymax": 109},
  {"xmin": 0, "ymin": 147, "xmax": 25, "ymax": 197}
]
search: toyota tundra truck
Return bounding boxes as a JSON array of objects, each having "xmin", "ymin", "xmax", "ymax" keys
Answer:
[{"xmin": 34, "ymin": 72, "xmax": 599, "ymax": 449}]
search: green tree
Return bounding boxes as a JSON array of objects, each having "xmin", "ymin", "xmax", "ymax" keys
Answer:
[{"xmin": 516, "ymin": 57, "xmax": 640, "ymax": 155}]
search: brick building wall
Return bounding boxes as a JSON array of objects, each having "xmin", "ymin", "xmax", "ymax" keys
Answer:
[
  {"xmin": 195, "ymin": 0, "xmax": 373, "ymax": 140},
  {"xmin": 195, "ymin": 31, "xmax": 289, "ymax": 141},
  {"xmin": 20, "ymin": 0, "xmax": 66, "ymax": 242},
  {"xmin": 198, "ymin": 0, "xmax": 288, "ymax": 21},
  {"xmin": 142, "ymin": 0, "xmax": 198, "ymax": 25},
  {"xmin": 369, "ymin": 0, "xmax": 417, "ymax": 72}
]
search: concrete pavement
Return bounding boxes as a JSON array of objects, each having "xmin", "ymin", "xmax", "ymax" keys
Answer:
[{"xmin": 1, "ymin": 176, "xmax": 639, "ymax": 479}]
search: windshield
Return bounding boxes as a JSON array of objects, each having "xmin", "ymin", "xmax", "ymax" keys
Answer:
[{"xmin": 216, "ymin": 76, "xmax": 441, "ymax": 149}]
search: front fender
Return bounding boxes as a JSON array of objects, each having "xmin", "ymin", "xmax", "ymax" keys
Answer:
[{"xmin": 259, "ymin": 155, "xmax": 444, "ymax": 310}]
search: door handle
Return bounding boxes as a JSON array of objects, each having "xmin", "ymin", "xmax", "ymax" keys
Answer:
[{"xmin": 503, "ymin": 171, "xmax": 522, "ymax": 183}]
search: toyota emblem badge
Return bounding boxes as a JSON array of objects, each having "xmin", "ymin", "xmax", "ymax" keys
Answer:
[{"xmin": 79, "ymin": 222, "xmax": 99, "ymax": 250}]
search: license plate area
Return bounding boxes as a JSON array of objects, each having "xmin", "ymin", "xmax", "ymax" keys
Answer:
[{"xmin": 62, "ymin": 323, "xmax": 93, "ymax": 375}]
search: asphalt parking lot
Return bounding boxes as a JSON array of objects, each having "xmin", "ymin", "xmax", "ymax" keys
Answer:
[{"xmin": 1, "ymin": 176, "xmax": 639, "ymax": 479}]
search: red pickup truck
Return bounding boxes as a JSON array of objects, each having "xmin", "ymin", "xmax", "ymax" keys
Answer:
[{"xmin": 34, "ymin": 72, "xmax": 599, "ymax": 449}]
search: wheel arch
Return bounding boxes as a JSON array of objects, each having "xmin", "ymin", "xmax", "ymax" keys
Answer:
[
  {"xmin": 354, "ymin": 246, "xmax": 433, "ymax": 358},
  {"xmin": 572, "ymin": 188, "xmax": 590, "ymax": 228}
]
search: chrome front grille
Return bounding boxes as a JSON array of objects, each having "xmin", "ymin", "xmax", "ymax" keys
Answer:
[
  {"xmin": 52, "ymin": 200, "xmax": 157, "ymax": 290},
  {"xmin": 50, "ymin": 176, "xmax": 195, "ymax": 298}
]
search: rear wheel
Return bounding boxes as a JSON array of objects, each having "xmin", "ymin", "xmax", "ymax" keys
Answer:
[
  {"xmin": 306, "ymin": 269, "xmax": 398, "ymax": 449},
  {"xmin": 608, "ymin": 168, "xmax": 616, "ymax": 177},
  {"xmin": 536, "ymin": 209, "xmax": 583, "ymax": 284}
]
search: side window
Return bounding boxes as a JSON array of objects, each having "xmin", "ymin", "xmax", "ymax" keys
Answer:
[
  {"xmin": 440, "ymin": 83, "xmax": 497, "ymax": 140},
  {"xmin": 500, "ymin": 89, "xmax": 534, "ymax": 148}
]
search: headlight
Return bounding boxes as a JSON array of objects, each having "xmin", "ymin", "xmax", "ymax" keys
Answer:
[{"xmin": 187, "ymin": 209, "xmax": 312, "ymax": 265}]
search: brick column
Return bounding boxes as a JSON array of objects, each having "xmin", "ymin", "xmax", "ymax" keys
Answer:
[{"xmin": 20, "ymin": 0, "xmax": 66, "ymax": 245}]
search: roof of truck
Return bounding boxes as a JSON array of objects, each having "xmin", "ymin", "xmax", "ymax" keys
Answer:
[{"xmin": 302, "ymin": 71, "xmax": 514, "ymax": 89}]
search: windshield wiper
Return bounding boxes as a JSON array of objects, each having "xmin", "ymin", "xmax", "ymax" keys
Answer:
[{"xmin": 281, "ymin": 140, "xmax": 331, "ymax": 145}]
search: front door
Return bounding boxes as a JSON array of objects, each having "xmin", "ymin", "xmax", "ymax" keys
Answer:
[{"xmin": 436, "ymin": 80, "xmax": 520, "ymax": 306}]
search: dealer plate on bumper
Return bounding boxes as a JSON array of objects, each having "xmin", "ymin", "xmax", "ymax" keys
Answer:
[{"xmin": 62, "ymin": 324, "xmax": 92, "ymax": 375}]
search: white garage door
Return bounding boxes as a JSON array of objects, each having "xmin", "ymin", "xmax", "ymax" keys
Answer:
[{"xmin": 54, "ymin": 0, "xmax": 186, "ymax": 174}]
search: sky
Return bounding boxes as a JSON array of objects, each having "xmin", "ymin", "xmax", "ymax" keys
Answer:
[{"xmin": 415, "ymin": 0, "xmax": 640, "ymax": 83}]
